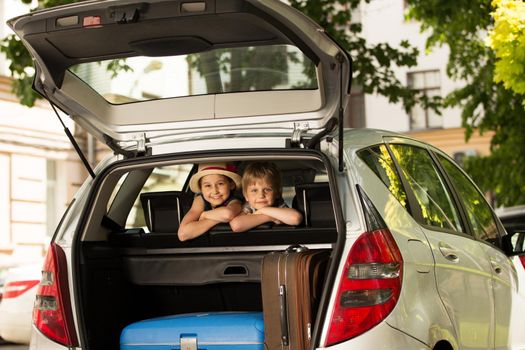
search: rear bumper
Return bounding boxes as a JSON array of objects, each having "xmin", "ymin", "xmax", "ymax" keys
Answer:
[
  {"xmin": 321, "ymin": 321, "xmax": 431, "ymax": 350},
  {"xmin": 29, "ymin": 326, "xmax": 70, "ymax": 350}
]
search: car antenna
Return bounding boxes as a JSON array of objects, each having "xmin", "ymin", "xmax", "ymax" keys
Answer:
[{"xmin": 43, "ymin": 90, "xmax": 96, "ymax": 179}]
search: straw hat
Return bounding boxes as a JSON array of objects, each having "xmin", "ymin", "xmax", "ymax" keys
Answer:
[{"xmin": 189, "ymin": 162, "xmax": 241, "ymax": 193}]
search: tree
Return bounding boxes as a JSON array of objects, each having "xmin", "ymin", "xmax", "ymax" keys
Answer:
[
  {"xmin": 406, "ymin": 0, "xmax": 525, "ymax": 206},
  {"xmin": 487, "ymin": 0, "xmax": 525, "ymax": 98}
]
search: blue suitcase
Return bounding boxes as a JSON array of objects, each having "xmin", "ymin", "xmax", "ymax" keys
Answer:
[{"xmin": 120, "ymin": 312, "xmax": 264, "ymax": 350}]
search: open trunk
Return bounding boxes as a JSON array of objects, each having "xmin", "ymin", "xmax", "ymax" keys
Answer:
[{"xmin": 75, "ymin": 151, "xmax": 341, "ymax": 350}]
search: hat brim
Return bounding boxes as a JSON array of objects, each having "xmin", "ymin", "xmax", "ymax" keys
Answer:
[{"xmin": 189, "ymin": 169, "xmax": 242, "ymax": 193}]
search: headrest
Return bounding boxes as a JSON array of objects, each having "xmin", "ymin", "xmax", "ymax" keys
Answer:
[{"xmin": 140, "ymin": 191, "xmax": 193, "ymax": 233}]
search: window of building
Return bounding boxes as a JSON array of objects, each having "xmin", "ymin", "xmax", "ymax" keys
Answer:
[{"xmin": 407, "ymin": 70, "xmax": 441, "ymax": 130}]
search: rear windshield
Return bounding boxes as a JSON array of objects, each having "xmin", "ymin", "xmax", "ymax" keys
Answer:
[{"xmin": 70, "ymin": 44, "xmax": 318, "ymax": 104}]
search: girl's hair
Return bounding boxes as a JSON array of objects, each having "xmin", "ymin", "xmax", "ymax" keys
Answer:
[{"xmin": 242, "ymin": 162, "xmax": 282, "ymax": 199}]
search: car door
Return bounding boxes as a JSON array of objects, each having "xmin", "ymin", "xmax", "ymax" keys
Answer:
[
  {"xmin": 437, "ymin": 153, "xmax": 514, "ymax": 349},
  {"xmin": 388, "ymin": 142, "xmax": 495, "ymax": 349}
]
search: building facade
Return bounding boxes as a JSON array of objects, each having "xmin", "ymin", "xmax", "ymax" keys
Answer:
[
  {"xmin": 354, "ymin": 0, "xmax": 491, "ymax": 161},
  {"xmin": 0, "ymin": 75, "xmax": 96, "ymax": 266}
]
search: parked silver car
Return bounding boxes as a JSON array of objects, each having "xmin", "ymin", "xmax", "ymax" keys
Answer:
[{"xmin": 7, "ymin": 0, "xmax": 520, "ymax": 349}]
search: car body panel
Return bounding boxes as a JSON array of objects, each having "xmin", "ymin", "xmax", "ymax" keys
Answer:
[{"xmin": 422, "ymin": 228, "xmax": 495, "ymax": 348}]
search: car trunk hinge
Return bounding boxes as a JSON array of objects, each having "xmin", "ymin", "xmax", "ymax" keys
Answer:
[
  {"xmin": 290, "ymin": 122, "xmax": 310, "ymax": 148},
  {"xmin": 44, "ymin": 92, "xmax": 96, "ymax": 179},
  {"xmin": 103, "ymin": 132, "xmax": 148, "ymax": 158},
  {"xmin": 131, "ymin": 132, "xmax": 147, "ymax": 154}
]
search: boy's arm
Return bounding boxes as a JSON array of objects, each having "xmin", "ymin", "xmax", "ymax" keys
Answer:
[
  {"xmin": 200, "ymin": 200, "xmax": 242, "ymax": 222},
  {"xmin": 257, "ymin": 207, "xmax": 303, "ymax": 226},
  {"xmin": 230, "ymin": 212, "xmax": 273, "ymax": 232},
  {"xmin": 178, "ymin": 197, "xmax": 220, "ymax": 241}
]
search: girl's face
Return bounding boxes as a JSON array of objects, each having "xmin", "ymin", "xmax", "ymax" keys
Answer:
[
  {"xmin": 244, "ymin": 178, "xmax": 276, "ymax": 210},
  {"xmin": 200, "ymin": 174, "xmax": 234, "ymax": 208}
]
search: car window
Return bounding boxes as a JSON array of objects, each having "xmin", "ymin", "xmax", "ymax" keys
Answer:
[
  {"xmin": 70, "ymin": 44, "xmax": 317, "ymax": 104},
  {"xmin": 438, "ymin": 155, "xmax": 499, "ymax": 243},
  {"xmin": 389, "ymin": 144, "xmax": 463, "ymax": 232},
  {"xmin": 108, "ymin": 164, "xmax": 192, "ymax": 229},
  {"xmin": 357, "ymin": 145, "xmax": 408, "ymax": 211}
]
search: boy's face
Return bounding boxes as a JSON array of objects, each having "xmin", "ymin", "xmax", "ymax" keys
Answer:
[
  {"xmin": 200, "ymin": 174, "xmax": 234, "ymax": 207},
  {"xmin": 244, "ymin": 178, "xmax": 275, "ymax": 210}
]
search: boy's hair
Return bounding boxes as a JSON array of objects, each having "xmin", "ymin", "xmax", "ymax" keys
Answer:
[{"xmin": 242, "ymin": 162, "xmax": 282, "ymax": 199}]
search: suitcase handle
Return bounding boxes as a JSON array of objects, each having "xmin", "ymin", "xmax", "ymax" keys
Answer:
[
  {"xmin": 286, "ymin": 244, "xmax": 307, "ymax": 253},
  {"xmin": 279, "ymin": 285, "xmax": 289, "ymax": 346}
]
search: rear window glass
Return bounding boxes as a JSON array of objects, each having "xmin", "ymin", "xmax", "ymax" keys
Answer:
[
  {"xmin": 357, "ymin": 145, "xmax": 409, "ymax": 211},
  {"xmin": 70, "ymin": 44, "xmax": 318, "ymax": 104}
]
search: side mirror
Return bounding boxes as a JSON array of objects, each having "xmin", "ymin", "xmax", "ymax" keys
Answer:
[{"xmin": 502, "ymin": 230, "xmax": 525, "ymax": 255}]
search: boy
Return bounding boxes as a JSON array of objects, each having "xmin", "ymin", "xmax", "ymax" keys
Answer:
[
  {"xmin": 178, "ymin": 162, "xmax": 242, "ymax": 241},
  {"xmin": 230, "ymin": 162, "xmax": 302, "ymax": 232}
]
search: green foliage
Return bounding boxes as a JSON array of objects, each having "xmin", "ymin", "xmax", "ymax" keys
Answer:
[
  {"xmin": 407, "ymin": 0, "xmax": 525, "ymax": 206},
  {"xmin": 106, "ymin": 59, "xmax": 134, "ymax": 79},
  {"xmin": 289, "ymin": 0, "xmax": 431, "ymax": 113},
  {"xmin": 487, "ymin": 0, "xmax": 525, "ymax": 97},
  {"xmin": 0, "ymin": 34, "xmax": 38, "ymax": 106},
  {"xmin": 187, "ymin": 46, "xmax": 299, "ymax": 93}
]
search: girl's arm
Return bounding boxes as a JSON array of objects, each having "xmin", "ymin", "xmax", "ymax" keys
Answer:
[
  {"xmin": 230, "ymin": 212, "xmax": 273, "ymax": 232},
  {"xmin": 256, "ymin": 206, "xmax": 303, "ymax": 226},
  {"xmin": 200, "ymin": 200, "xmax": 242, "ymax": 222},
  {"xmin": 178, "ymin": 196, "xmax": 220, "ymax": 241}
]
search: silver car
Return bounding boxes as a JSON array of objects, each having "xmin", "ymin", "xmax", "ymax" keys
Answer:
[{"xmin": 7, "ymin": 0, "xmax": 520, "ymax": 349}]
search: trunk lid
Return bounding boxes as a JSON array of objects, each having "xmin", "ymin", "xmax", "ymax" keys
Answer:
[{"xmin": 9, "ymin": 0, "xmax": 351, "ymax": 153}]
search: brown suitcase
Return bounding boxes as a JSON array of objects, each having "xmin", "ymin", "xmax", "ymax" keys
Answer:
[{"xmin": 262, "ymin": 246, "xmax": 329, "ymax": 350}]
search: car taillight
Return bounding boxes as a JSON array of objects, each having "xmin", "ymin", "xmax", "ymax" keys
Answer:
[
  {"xmin": 324, "ymin": 188, "xmax": 403, "ymax": 346},
  {"xmin": 33, "ymin": 243, "xmax": 78, "ymax": 347},
  {"xmin": 3, "ymin": 280, "xmax": 39, "ymax": 299},
  {"xmin": 519, "ymin": 255, "xmax": 525, "ymax": 270}
]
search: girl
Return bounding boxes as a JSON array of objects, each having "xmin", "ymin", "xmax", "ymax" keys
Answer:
[{"xmin": 178, "ymin": 162, "xmax": 242, "ymax": 241}]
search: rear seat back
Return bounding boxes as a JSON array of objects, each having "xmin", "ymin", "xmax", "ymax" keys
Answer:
[
  {"xmin": 293, "ymin": 182, "xmax": 335, "ymax": 228},
  {"xmin": 140, "ymin": 191, "xmax": 193, "ymax": 233}
]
